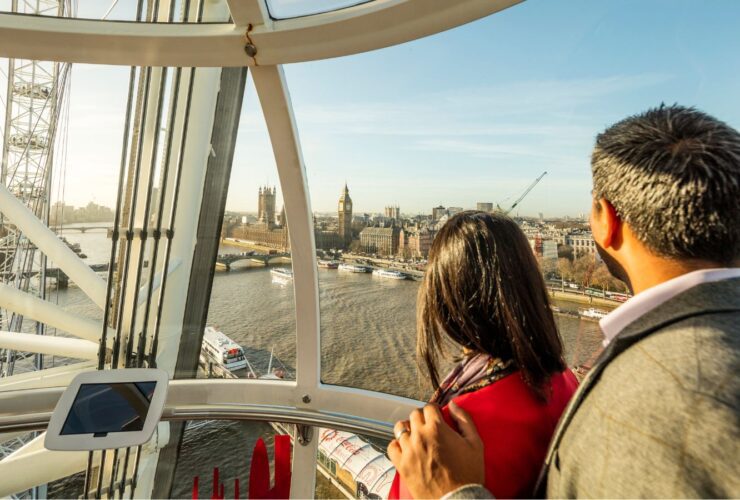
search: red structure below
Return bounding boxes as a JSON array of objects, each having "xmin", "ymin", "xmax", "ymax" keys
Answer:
[{"xmin": 192, "ymin": 435, "xmax": 292, "ymax": 499}]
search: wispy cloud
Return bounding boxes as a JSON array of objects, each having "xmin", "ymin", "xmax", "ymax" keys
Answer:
[
  {"xmin": 274, "ymin": 73, "xmax": 674, "ymax": 140},
  {"xmin": 410, "ymin": 138, "xmax": 580, "ymax": 164}
]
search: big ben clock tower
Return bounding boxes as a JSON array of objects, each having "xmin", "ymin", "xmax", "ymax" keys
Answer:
[{"xmin": 338, "ymin": 183, "xmax": 352, "ymax": 248}]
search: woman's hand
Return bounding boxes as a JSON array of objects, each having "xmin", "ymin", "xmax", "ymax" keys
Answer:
[{"xmin": 387, "ymin": 402, "xmax": 485, "ymax": 499}]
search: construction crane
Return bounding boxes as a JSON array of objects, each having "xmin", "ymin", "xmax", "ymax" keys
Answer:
[{"xmin": 497, "ymin": 171, "xmax": 548, "ymax": 215}]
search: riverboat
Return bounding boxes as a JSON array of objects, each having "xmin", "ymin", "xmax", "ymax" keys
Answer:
[
  {"xmin": 318, "ymin": 259, "xmax": 339, "ymax": 269},
  {"xmin": 372, "ymin": 269, "xmax": 407, "ymax": 280},
  {"xmin": 201, "ymin": 326, "xmax": 248, "ymax": 371},
  {"xmin": 338, "ymin": 263, "xmax": 372, "ymax": 273},
  {"xmin": 579, "ymin": 307, "xmax": 609, "ymax": 320},
  {"xmin": 271, "ymin": 267, "xmax": 294, "ymax": 283}
]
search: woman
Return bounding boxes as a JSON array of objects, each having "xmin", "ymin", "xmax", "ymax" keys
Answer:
[{"xmin": 389, "ymin": 212, "xmax": 578, "ymax": 499}]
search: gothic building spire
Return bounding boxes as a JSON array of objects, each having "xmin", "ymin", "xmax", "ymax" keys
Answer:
[{"xmin": 338, "ymin": 183, "xmax": 352, "ymax": 248}]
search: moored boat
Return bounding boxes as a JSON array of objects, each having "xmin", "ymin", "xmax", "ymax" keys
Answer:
[
  {"xmin": 338, "ymin": 263, "xmax": 372, "ymax": 273},
  {"xmin": 318, "ymin": 259, "xmax": 339, "ymax": 269},
  {"xmin": 579, "ymin": 307, "xmax": 609, "ymax": 320},
  {"xmin": 201, "ymin": 326, "xmax": 249, "ymax": 371},
  {"xmin": 271, "ymin": 267, "xmax": 294, "ymax": 283},
  {"xmin": 372, "ymin": 268, "xmax": 407, "ymax": 280}
]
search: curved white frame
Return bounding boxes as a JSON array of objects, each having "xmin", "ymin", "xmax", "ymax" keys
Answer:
[{"xmin": 0, "ymin": 0, "xmax": 522, "ymax": 67}]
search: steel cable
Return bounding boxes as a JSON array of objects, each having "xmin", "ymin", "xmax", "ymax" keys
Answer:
[
  {"xmin": 130, "ymin": 0, "xmax": 203, "ymax": 494},
  {"xmin": 136, "ymin": 0, "xmax": 180, "ymax": 369}
]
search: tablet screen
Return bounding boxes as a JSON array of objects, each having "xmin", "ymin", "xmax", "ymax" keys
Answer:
[{"xmin": 61, "ymin": 381, "xmax": 157, "ymax": 436}]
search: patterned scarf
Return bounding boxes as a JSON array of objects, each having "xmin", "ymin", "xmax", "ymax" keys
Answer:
[{"xmin": 430, "ymin": 352, "xmax": 516, "ymax": 406}]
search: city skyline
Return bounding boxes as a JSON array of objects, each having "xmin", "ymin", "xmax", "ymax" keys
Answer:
[
  {"xmin": 52, "ymin": 193, "xmax": 588, "ymax": 220},
  {"xmin": 3, "ymin": 0, "xmax": 739, "ymax": 216},
  {"xmin": 224, "ymin": 182, "xmax": 596, "ymax": 261}
]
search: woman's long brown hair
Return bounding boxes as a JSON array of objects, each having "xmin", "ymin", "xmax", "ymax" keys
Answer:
[{"xmin": 417, "ymin": 211, "xmax": 565, "ymax": 400}]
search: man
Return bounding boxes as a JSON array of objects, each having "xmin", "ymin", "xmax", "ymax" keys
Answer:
[{"xmin": 388, "ymin": 105, "xmax": 740, "ymax": 498}]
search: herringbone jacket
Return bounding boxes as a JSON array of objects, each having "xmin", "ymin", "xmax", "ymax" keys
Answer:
[{"xmin": 543, "ymin": 277, "xmax": 740, "ymax": 498}]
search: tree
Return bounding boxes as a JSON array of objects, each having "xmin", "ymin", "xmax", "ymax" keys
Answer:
[
  {"xmin": 591, "ymin": 264, "xmax": 613, "ymax": 291},
  {"xmin": 605, "ymin": 271, "xmax": 630, "ymax": 293},
  {"xmin": 573, "ymin": 254, "xmax": 597, "ymax": 288},
  {"xmin": 557, "ymin": 258, "xmax": 574, "ymax": 281},
  {"xmin": 588, "ymin": 260, "xmax": 630, "ymax": 293},
  {"xmin": 539, "ymin": 256, "xmax": 557, "ymax": 276},
  {"xmin": 534, "ymin": 255, "xmax": 547, "ymax": 276}
]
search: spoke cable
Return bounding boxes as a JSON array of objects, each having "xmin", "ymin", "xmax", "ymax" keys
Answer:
[
  {"xmin": 130, "ymin": 0, "xmax": 204, "ymax": 492},
  {"xmin": 136, "ymin": 0, "xmax": 180, "ymax": 368}
]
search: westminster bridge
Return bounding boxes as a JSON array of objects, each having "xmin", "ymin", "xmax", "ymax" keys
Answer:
[{"xmin": 215, "ymin": 251, "xmax": 291, "ymax": 271}]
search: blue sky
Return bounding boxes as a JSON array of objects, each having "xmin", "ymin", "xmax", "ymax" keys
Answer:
[{"xmin": 5, "ymin": 0, "xmax": 739, "ymax": 217}]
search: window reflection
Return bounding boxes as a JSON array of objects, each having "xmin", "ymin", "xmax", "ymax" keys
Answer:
[{"xmin": 265, "ymin": 0, "xmax": 372, "ymax": 20}]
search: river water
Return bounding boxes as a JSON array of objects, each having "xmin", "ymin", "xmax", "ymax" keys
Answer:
[{"xmin": 41, "ymin": 228, "xmax": 605, "ymax": 498}]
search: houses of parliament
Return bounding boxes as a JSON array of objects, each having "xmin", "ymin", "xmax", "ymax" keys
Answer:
[{"xmin": 228, "ymin": 184, "xmax": 353, "ymax": 251}]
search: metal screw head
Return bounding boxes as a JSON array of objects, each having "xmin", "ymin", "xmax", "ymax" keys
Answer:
[
  {"xmin": 302, "ymin": 394, "xmax": 311, "ymax": 404},
  {"xmin": 296, "ymin": 424, "xmax": 313, "ymax": 446},
  {"xmin": 244, "ymin": 44, "xmax": 258, "ymax": 58}
]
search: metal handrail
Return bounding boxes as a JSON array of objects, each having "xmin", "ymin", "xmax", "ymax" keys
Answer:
[
  {"xmin": 165, "ymin": 404, "xmax": 394, "ymax": 438},
  {"xmin": 0, "ymin": 377, "xmax": 420, "ymax": 441}
]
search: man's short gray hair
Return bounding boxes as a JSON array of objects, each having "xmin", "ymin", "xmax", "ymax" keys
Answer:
[{"xmin": 592, "ymin": 104, "xmax": 740, "ymax": 264}]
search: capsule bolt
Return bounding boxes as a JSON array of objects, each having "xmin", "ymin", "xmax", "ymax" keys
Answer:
[
  {"xmin": 244, "ymin": 44, "xmax": 258, "ymax": 58},
  {"xmin": 302, "ymin": 394, "xmax": 311, "ymax": 404}
]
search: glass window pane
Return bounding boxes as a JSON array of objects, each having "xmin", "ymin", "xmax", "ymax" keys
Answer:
[
  {"xmin": 315, "ymin": 427, "xmax": 394, "ymax": 499},
  {"xmin": 0, "ymin": 62, "xmax": 126, "ymax": 382},
  {"xmin": 48, "ymin": 471, "xmax": 85, "ymax": 498},
  {"xmin": 265, "ymin": 0, "xmax": 372, "ymax": 20},
  {"xmin": 318, "ymin": 263, "xmax": 422, "ymax": 399},
  {"xmin": 206, "ymin": 80, "xmax": 296, "ymax": 382},
  {"xmin": 171, "ymin": 420, "xmax": 289, "ymax": 499},
  {"xmin": 45, "ymin": 420, "xmax": 294, "ymax": 498},
  {"xmin": 288, "ymin": 0, "xmax": 740, "ymax": 399},
  {"xmin": 0, "ymin": 0, "xmax": 202, "ymax": 22}
]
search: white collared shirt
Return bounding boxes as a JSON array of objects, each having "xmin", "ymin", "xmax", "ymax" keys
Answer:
[{"xmin": 599, "ymin": 268, "xmax": 740, "ymax": 346}]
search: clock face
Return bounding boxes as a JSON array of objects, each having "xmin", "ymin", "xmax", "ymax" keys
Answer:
[{"xmin": 346, "ymin": 202, "xmax": 352, "ymax": 211}]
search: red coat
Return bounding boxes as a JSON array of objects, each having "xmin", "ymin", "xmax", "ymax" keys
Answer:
[{"xmin": 389, "ymin": 370, "xmax": 578, "ymax": 499}]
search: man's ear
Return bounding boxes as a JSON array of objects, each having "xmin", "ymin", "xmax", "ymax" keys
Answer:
[{"xmin": 591, "ymin": 198, "xmax": 620, "ymax": 249}]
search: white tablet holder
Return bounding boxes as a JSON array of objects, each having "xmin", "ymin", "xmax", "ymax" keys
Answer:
[{"xmin": 44, "ymin": 368, "xmax": 169, "ymax": 451}]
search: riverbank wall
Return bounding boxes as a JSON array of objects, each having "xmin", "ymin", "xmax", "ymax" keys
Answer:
[
  {"xmin": 549, "ymin": 289, "xmax": 619, "ymax": 309},
  {"xmin": 221, "ymin": 237, "xmax": 277, "ymax": 254}
]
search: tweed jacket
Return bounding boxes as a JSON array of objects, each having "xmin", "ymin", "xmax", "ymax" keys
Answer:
[{"xmin": 540, "ymin": 277, "xmax": 740, "ymax": 498}]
